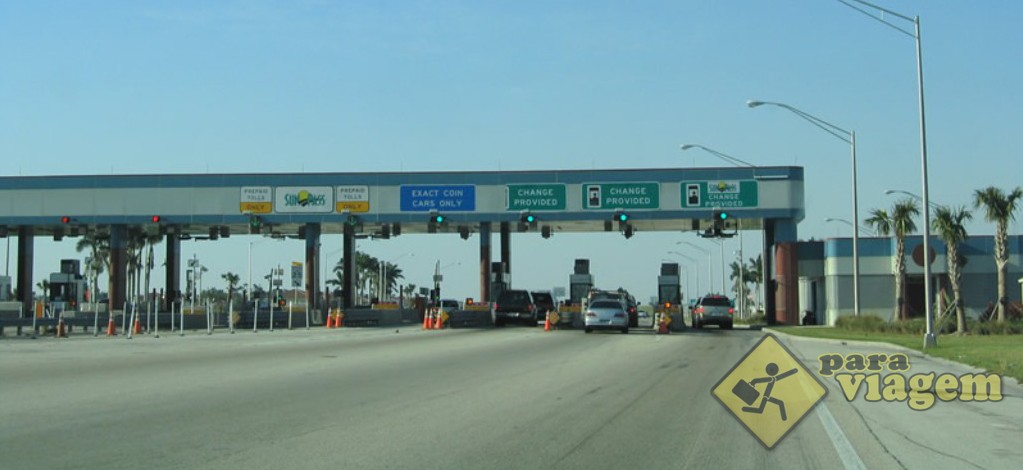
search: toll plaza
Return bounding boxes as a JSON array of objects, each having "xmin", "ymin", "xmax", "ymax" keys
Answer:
[{"xmin": 0, "ymin": 166, "xmax": 804, "ymax": 325}]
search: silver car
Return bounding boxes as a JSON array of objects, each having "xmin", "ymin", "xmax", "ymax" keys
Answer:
[{"xmin": 584, "ymin": 299, "xmax": 629, "ymax": 334}]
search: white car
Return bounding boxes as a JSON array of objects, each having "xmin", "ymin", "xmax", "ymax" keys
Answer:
[{"xmin": 584, "ymin": 299, "xmax": 629, "ymax": 334}]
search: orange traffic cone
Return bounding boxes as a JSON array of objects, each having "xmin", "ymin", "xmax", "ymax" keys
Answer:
[
  {"xmin": 436, "ymin": 311, "xmax": 445, "ymax": 329},
  {"xmin": 133, "ymin": 317, "xmax": 142, "ymax": 335},
  {"xmin": 544, "ymin": 312, "xmax": 552, "ymax": 332},
  {"xmin": 422, "ymin": 310, "xmax": 431, "ymax": 330},
  {"xmin": 57, "ymin": 316, "xmax": 67, "ymax": 338},
  {"xmin": 336, "ymin": 313, "xmax": 344, "ymax": 329},
  {"xmin": 106, "ymin": 316, "xmax": 117, "ymax": 336},
  {"xmin": 326, "ymin": 313, "xmax": 334, "ymax": 328},
  {"xmin": 657, "ymin": 314, "xmax": 669, "ymax": 334}
]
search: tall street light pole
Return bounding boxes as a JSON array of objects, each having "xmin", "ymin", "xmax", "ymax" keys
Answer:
[
  {"xmin": 834, "ymin": 0, "xmax": 935, "ymax": 348},
  {"xmin": 679, "ymin": 241, "xmax": 715, "ymax": 294},
  {"xmin": 824, "ymin": 217, "xmax": 876, "ymax": 237},
  {"xmin": 748, "ymin": 99, "xmax": 860, "ymax": 318}
]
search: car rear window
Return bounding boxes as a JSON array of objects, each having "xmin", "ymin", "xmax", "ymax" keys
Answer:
[
  {"xmin": 531, "ymin": 293, "xmax": 553, "ymax": 305},
  {"xmin": 590, "ymin": 300, "xmax": 622, "ymax": 309},
  {"xmin": 441, "ymin": 300, "xmax": 459, "ymax": 308},
  {"xmin": 499, "ymin": 291, "xmax": 530, "ymax": 303},
  {"xmin": 700, "ymin": 297, "xmax": 731, "ymax": 307}
]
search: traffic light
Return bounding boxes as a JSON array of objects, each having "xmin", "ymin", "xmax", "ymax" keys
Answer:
[
  {"xmin": 249, "ymin": 215, "xmax": 262, "ymax": 234},
  {"xmin": 345, "ymin": 214, "xmax": 360, "ymax": 227},
  {"xmin": 519, "ymin": 211, "xmax": 537, "ymax": 231},
  {"xmin": 277, "ymin": 296, "xmax": 286, "ymax": 308},
  {"xmin": 61, "ymin": 216, "xmax": 72, "ymax": 224},
  {"xmin": 623, "ymin": 224, "xmax": 634, "ymax": 239},
  {"xmin": 428, "ymin": 210, "xmax": 446, "ymax": 233},
  {"xmin": 615, "ymin": 210, "xmax": 629, "ymax": 224},
  {"xmin": 458, "ymin": 225, "xmax": 470, "ymax": 240},
  {"xmin": 541, "ymin": 225, "xmax": 552, "ymax": 239},
  {"xmin": 703, "ymin": 209, "xmax": 735, "ymax": 238},
  {"xmin": 151, "ymin": 215, "xmax": 162, "ymax": 223}
]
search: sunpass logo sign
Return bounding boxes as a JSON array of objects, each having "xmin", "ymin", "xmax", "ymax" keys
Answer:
[{"xmin": 274, "ymin": 186, "xmax": 333, "ymax": 213}]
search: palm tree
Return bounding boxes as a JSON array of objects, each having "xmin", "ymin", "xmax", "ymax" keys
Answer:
[
  {"xmin": 728, "ymin": 261, "xmax": 749, "ymax": 305},
  {"xmin": 932, "ymin": 206, "xmax": 972, "ymax": 334},
  {"xmin": 355, "ymin": 252, "xmax": 377, "ymax": 303},
  {"xmin": 381, "ymin": 262, "xmax": 405, "ymax": 300},
  {"xmin": 973, "ymin": 186, "xmax": 1023, "ymax": 322},
  {"xmin": 745, "ymin": 255, "xmax": 763, "ymax": 310},
  {"xmin": 76, "ymin": 231, "xmax": 110, "ymax": 304},
  {"xmin": 36, "ymin": 279, "xmax": 50, "ymax": 301},
  {"xmin": 222, "ymin": 272, "xmax": 241, "ymax": 305},
  {"xmin": 866, "ymin": 198, "xmax": 920, "ymax": 320}
]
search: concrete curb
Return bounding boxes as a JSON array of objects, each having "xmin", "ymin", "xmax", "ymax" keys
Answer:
[{"xmin": 764, "ymin": 327, "xmax": 1023, "ymax": 392}]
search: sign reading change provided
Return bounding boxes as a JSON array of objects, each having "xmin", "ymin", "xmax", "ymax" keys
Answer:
[
  {"xmin": 507, "ymin": 184, "xmax": 566, "ymax": 211},
  {"xmin": 682, "ymin": 180, "xmax": 758, "ymax": 208},
  {"xmin": 582, "ymin": 182, "xmax": 659, "ymax": 210}
]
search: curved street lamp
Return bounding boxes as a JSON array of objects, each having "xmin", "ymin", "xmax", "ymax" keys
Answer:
[
  {"xmin": 825, "ymin": 217, "xmax": 876, "ymax": 237},
  {"xmin": 748, "ymin": 99, "xmax": 861, "ymax": 318},
  {"xmin": 834, "ymin": 0, "xmax": 935, "ymax": 348},
  {"xmin": 680, "ymin": 144, "xmax": 756, "ymax": 168}
]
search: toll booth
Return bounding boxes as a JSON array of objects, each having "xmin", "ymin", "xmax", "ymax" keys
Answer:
[
  {"xmin": 49, "ymin": 259, "xmax": 88, "ymax": 312},
  {"xmin": 0, "ymin": 275, "xmax": 11, "ymax": 301},
  {"xmin": 490, "ymin": 262, "xmax": 509, "ymax": 301},
  {"xmin": 657, "ymin": 262, "xmax": 682, "ymax": 306},
  {"xmin": 569, "ymin": 259, "xmax": 593, "ymax": 304}
]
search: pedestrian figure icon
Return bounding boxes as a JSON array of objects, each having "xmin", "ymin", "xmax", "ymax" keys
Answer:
[
  {"xmin": 712, "ymin": 334, "xmax": 828, "ymax": 449},
  {"xmin": 733, "ymin": 362, "xmax": 798, "ymax": 421}
]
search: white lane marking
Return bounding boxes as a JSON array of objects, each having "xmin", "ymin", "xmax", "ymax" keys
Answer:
[{"xmin": 817, "ymin": 402, "xmax": 867, "ymax": 470}]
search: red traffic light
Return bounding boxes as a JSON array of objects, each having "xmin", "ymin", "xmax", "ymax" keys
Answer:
[
  {"xmin": 151, "ymin": 215, "xmax": 161, "ymax": 223},
  {"xmin": 60, "ymin": 216, "xmax": 71, "ymax": 224}
]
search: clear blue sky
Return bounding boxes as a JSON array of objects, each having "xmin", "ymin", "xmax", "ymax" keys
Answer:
[{"xmin": 2, "ymin": 1, "xmax": 1021, "ymax": 304}]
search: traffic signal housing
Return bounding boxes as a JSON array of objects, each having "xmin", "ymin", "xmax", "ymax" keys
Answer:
[
  {"xmin": 428, "ymin": 210, "xmax": 446, "ymax": 233},
  {"xmin": 249, "ymin": 215, "xmax": 263, "ymax": 234},
  {"xmin": 519, "ymin": 211, "xmax": 537, "ymax": 231}
]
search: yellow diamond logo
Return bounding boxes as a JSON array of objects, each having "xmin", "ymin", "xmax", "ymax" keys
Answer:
[{"xmin": 711, "ymin": 334, "xmax": 827, "ymax": 449}]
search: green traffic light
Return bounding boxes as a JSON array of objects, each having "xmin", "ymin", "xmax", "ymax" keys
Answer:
[
  {"xmin": 526, "ymin": 215, "xmax": 535, "ymax": 223},
  {"xmin": 618, "ymin": 213, "xmax": 628, "ymax": 222},
  {"xmin": 719, "ymin": 212, "xmax": 729, "ymax": 220},
  {"xmin": 435, "ymin": 215, "xmax": 445, "ymax": 223}
]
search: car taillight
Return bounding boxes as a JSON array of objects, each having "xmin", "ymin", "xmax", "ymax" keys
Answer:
[
  {"xmin": 695, "ymin": 306, "xmax": 703, "ymax": 314},
  {"xmin": 493, "ymin": 303, "xmax": 498, "ymax": 310},
  {"xmin": 529, "ymin": 304, "xmax": 535, "ymax": 312},
  {"xmin": 628, "ymin": 307, "xmax": 636, "ymax": 314},
  {"xmin": 728, "ymin": 308, "xmax": 734, "ymax": 315}
]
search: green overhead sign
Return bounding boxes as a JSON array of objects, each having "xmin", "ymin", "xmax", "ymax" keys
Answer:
[
  {"xmin": 582, "ymin": 182, "xmax": 659, "ymax": 210},
  {"xmin": 506, "ymin": 184, "xmax": 566, "ymax": 211},
  {"xmin": 682, "ymin": 180, "xmax": 759, "ymax": 208}
]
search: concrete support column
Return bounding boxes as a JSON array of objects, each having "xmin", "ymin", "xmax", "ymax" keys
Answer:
[
  {"xmin": 109, "ymin": 225, "xmax": 128, "ymax": 312},
  {"xmin": 165, "ymin": 228, "xmax": 181, "ymax": 311},
  {"xmin": 342, "ymin": 224, "xmax": 355, "ymax": 309},
  {"xmin": 775, "ymin": 242, "xmax": 800, "ymax": 325},
  {"xmin": 17, "ymin": 226, "xmax": 34, "ymax": 317},
  {"xmin": 767, "ymin": 218, "xmax": 799, "ymax": 326},
  {"xmin": 304, "ymin": 223, "xmax": 321, "ymax": 311},
  {"xmin": 763, "ymin": 220, "xmax": 775, "ymax": 325},
  {"xmin": 500, "ymin": 222, "xmax": 511, "ymax": 286},
  {"xmin": 479, "ymin": 222, "xmax": 492, "ymax": 302}
]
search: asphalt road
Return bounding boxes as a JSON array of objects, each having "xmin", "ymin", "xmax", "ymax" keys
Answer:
[{"xmin": 2, "ymin": 325, "xmax": 1021, "ymax": 469}]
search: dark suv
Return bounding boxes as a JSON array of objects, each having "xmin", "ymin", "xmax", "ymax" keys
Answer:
[
  {"xmin": 530, "ymin": 291, "xmax": 556, "ymax": 320},
  {"xmin": 692, "ymin": 295, "xmax": 734, "ymax": 329},
  {"xmin": 492, "ymin": 290, "xmax": 537, "ymax": 326}
]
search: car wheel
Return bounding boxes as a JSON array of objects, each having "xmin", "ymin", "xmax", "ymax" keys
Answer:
[
  {"xmin": 694, "ymin": 320, "xmax": 702, "ymax": 329},
  {"xmin": 585, "ymin": 328, "xmax": 592, "ymax": 334},
  {"xmin": 622, "ymin": 327, "xmax": 629, "ymax": 334},
  {"xmin": 494, "ymin": 319, "xmax": 504, "ymax": 327},
  {"xmin": 724, "ymin": 322, "xmax": 733, "ymax": 330}
]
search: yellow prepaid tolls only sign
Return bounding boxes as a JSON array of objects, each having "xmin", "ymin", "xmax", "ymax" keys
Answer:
[{"xmin": 711, "ymin": 334, "xmax": 828, "ymax": 449}]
